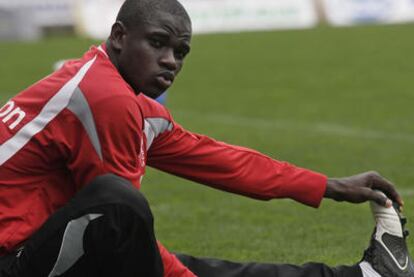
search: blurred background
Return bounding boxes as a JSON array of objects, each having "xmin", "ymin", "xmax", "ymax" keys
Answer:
[
  {"xmin": 1, "ymin": 0, "xmax": 414, "ymax": 267},
  {"xmin": 1, "ymin": 0, "xmax": 414, "ymax": 40}
]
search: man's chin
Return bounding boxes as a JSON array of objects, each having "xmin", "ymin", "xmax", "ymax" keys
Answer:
[{"xmin": 141, "ymin": 90, "xmax": 164, "ymax": 99}]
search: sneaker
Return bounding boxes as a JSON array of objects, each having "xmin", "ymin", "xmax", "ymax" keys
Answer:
[{"xmin": 362, "ymin": 198, "xmax": 414, "ymax": 277}]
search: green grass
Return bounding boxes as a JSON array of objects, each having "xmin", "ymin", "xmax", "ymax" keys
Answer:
[{"xmin": 1, "ymin": 24, "xmax": 414, "ymax": 267}]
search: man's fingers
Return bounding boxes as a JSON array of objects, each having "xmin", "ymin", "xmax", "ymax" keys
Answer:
[
  {"xmin": 369, "ymin": 189, "xmax": 392, "ymax": 208},
  {"xmin": 372, "ymin": 190, "xmax": 392, "ymax": 207},
  {"xmin": 370, "ymin": 173, "xmax": 403, "ymax": 207},
  {"xmin": 363, "ymin": 188, "xmax": 392, "ymax": 208}
]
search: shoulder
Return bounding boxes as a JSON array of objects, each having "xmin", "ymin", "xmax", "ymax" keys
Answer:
[
  {"xmin": 70, "ymin": 48, "xmax": 143, "ymax": 123},
  {"xmin": 137, "ymin": 94, "xmax": 175, "ymax": 145},
  {"xmin": 79, "ymin": 51, "xmax": 135, "ymax": 106},
  {"xmin": 136, "ymin": 94, "xmax": 172, "ymax": 120}
]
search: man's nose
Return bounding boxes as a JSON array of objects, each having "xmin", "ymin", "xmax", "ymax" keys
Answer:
[{"xmin": 159, "ymin": 49, "xmax": 178, "ymax": 71}]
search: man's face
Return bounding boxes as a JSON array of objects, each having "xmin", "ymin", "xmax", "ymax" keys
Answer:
[{"xmin": 111, "ymin": 11, "xmax": 192, "ymax": 99}]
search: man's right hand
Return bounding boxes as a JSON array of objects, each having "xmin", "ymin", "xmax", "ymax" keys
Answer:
[{"xmin": 324, "ymin": 171, "xmax": 404, "ymax": 209}]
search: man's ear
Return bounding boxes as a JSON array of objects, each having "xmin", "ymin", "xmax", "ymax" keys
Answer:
[{"xmin": 109, "ymin": 21, "xmax": 127, "ymax": 51}]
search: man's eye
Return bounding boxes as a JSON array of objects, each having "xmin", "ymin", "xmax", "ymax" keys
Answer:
[
  {"xmin": 175, "ymin": 49, "xmax": 188, "ymax": 60},
  {"xmin": 175, "ymin": 51, "xmax": 184, "ymax": 60},
  {"xmin": 150, "ymin": 39, "xmax": 163, "ymax": 48}
]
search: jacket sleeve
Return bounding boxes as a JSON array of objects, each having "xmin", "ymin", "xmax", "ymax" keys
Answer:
[{"xmin": 147, "ymin": 122, "xmax": 327, "ymax": 208}]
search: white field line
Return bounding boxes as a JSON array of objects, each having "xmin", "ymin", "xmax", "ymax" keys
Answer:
[
  {"xmin": 175, "ymin": 110, "xmax": 414, "ymax": 198},
  {"xmin": 174, "ymin": 110, "xmax": 414, "ymax": 144},
  {"xmin": 400, "ymin": 189, "xmax": 414, "ymax": 197}
]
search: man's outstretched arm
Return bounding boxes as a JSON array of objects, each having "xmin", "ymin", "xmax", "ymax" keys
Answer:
[{"xmin": 147, "ymin": 122, "xmax": 403, "ymax": 208}]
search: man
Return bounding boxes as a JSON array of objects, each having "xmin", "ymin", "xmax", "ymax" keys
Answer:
[{"xmin": 0, "ymin": 0, "xmax": 412, "ymax": 276}]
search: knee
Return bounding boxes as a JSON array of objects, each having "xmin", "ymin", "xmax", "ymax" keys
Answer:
[{"xmin": 80, "ymin": 174, "xmax": 153, "ymax": 223}]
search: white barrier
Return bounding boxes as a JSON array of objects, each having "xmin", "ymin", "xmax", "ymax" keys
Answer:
[
  {"xmin": 179, "ymin": 0, "xmax": 318, "ymax": 34},
  {"xmin": 74, "ymin": 0, "xmax": 123, "ymax": 39},
  {"xmin": 74, "ymin": 0, "xmax": 317, "ymax": 39},
  {"xmin": 323, "ymin": 0, "xmax": 414, "ymax": 26}
]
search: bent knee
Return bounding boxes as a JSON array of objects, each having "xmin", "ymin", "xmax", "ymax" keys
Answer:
[{"xmin": 78, "ymin": 174, "xmax": 152, "ymax": 220}]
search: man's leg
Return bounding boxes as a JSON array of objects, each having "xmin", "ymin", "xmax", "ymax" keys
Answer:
[
  {"xmin": 175, "ymin": 254, "xmax": 361, "ymax": 277},
  {"xmin": 2, "ymin": 174, "xmax": 163, "ymax": 277},
  {"xmin": 176, "ymin": 197, "xmax": 414, "ymax": 277}
]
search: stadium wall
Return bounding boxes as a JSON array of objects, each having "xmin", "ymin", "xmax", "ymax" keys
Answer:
[{"xmin": 0, "ymin": 0, "xmax": 73, "ymax": 27}]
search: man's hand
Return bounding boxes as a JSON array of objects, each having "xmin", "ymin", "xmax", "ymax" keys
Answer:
[{"xmin": 324, "ymin": 171, "xmax": 404, "ymax": 209}]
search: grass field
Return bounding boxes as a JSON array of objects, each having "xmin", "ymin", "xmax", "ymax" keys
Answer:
[{"xmin": 1, "ymin": 23, "xmax": 414, "ymax": 267}]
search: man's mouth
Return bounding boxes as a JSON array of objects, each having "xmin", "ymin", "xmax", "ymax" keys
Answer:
[{"xmin": 156, "ymin": 72, "xmax": 174, "ymax": 89}]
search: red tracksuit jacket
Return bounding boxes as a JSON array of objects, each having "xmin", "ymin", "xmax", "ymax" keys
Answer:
[{"xmin": 0, "ymin": 44, "xmax": 327, "ymax": 276}]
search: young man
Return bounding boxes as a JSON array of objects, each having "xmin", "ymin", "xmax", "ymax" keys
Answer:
[{"xmin": 0, "ymin": 0, "xmax": 412, "ymax": 276}]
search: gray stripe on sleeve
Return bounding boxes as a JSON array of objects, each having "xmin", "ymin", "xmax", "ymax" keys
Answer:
[
  {"xmin": 143, "ymin": 118, "xmax": 173, "ymax": 150},
  {"xmin": 48, "ymin": 213, "xmax": 103, "ymax": 277},
  {"xmin": 67, "ymin": 87, "xmax": 103, "ymax": 160}
]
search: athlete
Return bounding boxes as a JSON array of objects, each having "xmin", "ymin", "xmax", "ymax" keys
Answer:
[{"xmin": 0, "ymin": 0, "xmax": 412, "ymax": 276}]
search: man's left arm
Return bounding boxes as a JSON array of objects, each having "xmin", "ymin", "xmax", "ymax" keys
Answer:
[
  {"xmin": 147, "ymin": 122, "xmax": 327, "ymax": 208},
  {"xmin": 148, "ymin": 122, "xmax": 403, "ymax": 208}
]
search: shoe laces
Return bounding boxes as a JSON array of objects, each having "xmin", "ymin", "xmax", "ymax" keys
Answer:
[
  {"xmin": 401, "ymin": 216, "xmax": 410, "ymax": 238},
  {"xmin": 394, "ymin": 203, "xmax": 409, "ymax": 239}
]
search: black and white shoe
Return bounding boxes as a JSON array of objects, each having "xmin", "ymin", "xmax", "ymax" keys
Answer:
[{"xmin": 361, "ymin": 198, "xmax": 414, "ymax": 277}]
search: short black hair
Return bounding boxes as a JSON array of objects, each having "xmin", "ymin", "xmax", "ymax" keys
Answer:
[{"xmin": 116, "ymin": 0, "xmax": 191, "ymax": 29}]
